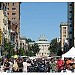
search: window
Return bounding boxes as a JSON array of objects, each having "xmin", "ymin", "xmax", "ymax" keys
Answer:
[
  {"xmin": 8, "ymin": 3, "xmax": 9, "ymax": 6},
  {"xmin": 12, "ymin": 18, "xmax": 15, "ymax": 20},
  {"xmin": 70, "ymin": 24, "xmax": 72, "ymax": 27},
  {"xmin": 7, "ymin": 8, "xmax": 9, "ymax": 10},
  {"xmin": 63, "ymin": 31, "xmax": 66, "ymax": 34},
  {"xmin": 6, "ymin": 3, "xmax": 7, "ymax": 6},
  {"xmin": 12, "ymin": 3, "xmax": 15, "ymax": 6},
  {"xmin": 7, "ymin": 13, "xmax": 9, "ymax": 15},
  {"xmin": 63, "ymin": 35, "xmax": 66, "ymax": 37},
  {"xmin": 70, "ymin": 3, "xmax": 72, "ymax": 6},
  {"xmin": 20, "ymin": 43, "xmax": 22, "ymax": 45},
  {"xmin": 42, "ymin": 53, "xmax": 43, "ymax": 55},
  {"xmin": 23, "ymin": 43, "xmax": 24, "ymax": 45},
  {"xmin": 63, "ymin": 27, "xmax": 66, "ymax": 29},
  {"xmin": 12, "ymin": 8, "xmax": 16, "ymax": 10},
  {"xmin": 70, "ymin": 39, "xmax": 72, "ymax": 41},
  {"xmin": 69, "ymin": 32, "xmax": 72, "ymax": 34},
  {"xmin": 69, "ymin": 11, "xmax": 72, "ymax": 13},
  {"xmin": 12, "ymin": 13, "xmax": 16, "ymax": 15},
  {"xmin": 5, "ymin": 33, "xmax": 6, "ymax": 34}
]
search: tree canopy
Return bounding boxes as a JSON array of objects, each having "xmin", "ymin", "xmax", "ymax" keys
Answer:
[
  {"xmin": 49, "ymin": 38, "xmax": 62, "ymax": 56},
  {"xmin": 25, "ymin": 43, "xmax": 40, "ymax": 56}
]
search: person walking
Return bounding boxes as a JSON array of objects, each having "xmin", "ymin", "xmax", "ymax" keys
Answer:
[
  {"xmin": 3, "ymin": 59, "xmax": 10, "ymax": 73},
  {"xmin": 9, "ymin": 59, "xmax": 13, "ymax": 73},
  {"xmin": 49, "ymin": 59, "xmax": 56, "ymax": 73},
  {"xmin": 23, "ymin": 59, "xmax": 28, "ymax": 72},
  {"xmin": 56, "ymin": 57, "xmax": 64, "ymax": 72},
  {"xmin": 18, "ymin": 59, "xmax": 23, "ymax": 72},
  {"xmin": 12, "ymin": 59, "xmax": 18, "ymax": 72}
]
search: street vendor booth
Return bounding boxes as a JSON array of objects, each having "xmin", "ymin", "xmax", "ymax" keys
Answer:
[{"xmin": 62, "ymin": 47, "xmax": 75, "ymax": 60}]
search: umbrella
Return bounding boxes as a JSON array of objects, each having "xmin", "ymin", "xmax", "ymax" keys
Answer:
[{"xmin": 14, "ymin": 55, "xmax": 18, "ymax": 58}]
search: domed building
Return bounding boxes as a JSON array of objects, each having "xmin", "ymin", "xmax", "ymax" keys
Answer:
[{"xmin": 36, "ymin": 35, "xmax": 50, "ymax": 57}]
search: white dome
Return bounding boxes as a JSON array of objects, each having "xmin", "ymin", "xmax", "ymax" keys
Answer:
[{"xmin": 38, "ymin": 35, "xmax": 47, "ymax": 41}]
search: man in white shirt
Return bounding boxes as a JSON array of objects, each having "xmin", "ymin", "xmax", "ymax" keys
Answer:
[{"xmin": 23, "ymin": 59, "xmax": 28, "ymax": 72}]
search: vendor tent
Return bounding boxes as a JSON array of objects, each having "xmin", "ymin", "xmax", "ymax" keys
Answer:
[{"xmin": 62, "ymin": 47, "xmax": 75, "ymax": 60}]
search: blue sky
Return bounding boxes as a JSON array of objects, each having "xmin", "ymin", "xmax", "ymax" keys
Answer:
[{"xmin": 20, "ymin": 2, "xmax": 67, "ymax": 42}]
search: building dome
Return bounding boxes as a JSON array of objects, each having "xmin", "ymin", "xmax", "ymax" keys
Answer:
[
  {"xmin": 36, "ymin": 35, "xmax": 50, "ymax": 44},
  {"xmin": 38, "ymin": 35, "xmax": 47, "ymax": 41},
  {"xmin": 36, "ymin": 35, "xmax": 50, "ymax": 57}
]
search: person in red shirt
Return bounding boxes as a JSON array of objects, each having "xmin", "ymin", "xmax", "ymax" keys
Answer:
[{"xmin": 56, "ymin": 57, "xmax": 64, "ymax": 72}]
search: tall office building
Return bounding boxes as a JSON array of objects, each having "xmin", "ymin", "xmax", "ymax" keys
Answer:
[
  {"xmin": 60, "ymin": 22, "xmax": 68, "ymax": 51},
  {"xmin": 68, "ymin": 2, "xmax": 75, "ymax": 48},
  {"xmin": 4, "ymin": 2, "xmax": 21, "ymax": 51}
]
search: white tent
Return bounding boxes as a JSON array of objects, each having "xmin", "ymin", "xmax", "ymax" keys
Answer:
[{"xmin": 62, "ymin": 47, "xmax": 75, "ymax": 60}]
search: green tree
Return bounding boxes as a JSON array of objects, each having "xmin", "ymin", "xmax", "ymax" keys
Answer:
[
  {"xmin": 49, "ymin": 38, "xmax": 58, "ymax": 56},
  {"xmin": 3, "ymin": 38, "xmax": 14, "ymax": 58},
  {"xmin": 57, "ymin": 41, "xmax": 63, "ymax": 56},
  {"xmin": 31, "ymin": 43, "xmax": 40, "ymax": 55},
  {"xmin": 57, "ymin": 49, "xmax": 63, "ymax": 56},
  {"xmin": 18, "ymin": 48, "xmax": 25, "ymax": 56},
  {"xmin": 25, "ymin": 38, "xmax": 35, "ymax": 43},
  {"xmin": 25, "ymin": 43, "xmax": 40, "ymax": 56}
]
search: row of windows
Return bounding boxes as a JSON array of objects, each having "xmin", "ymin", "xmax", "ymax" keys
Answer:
[
  {"xmin": 7, "ymin": 13, "xmax": 16, "ymax": 15},
  {"xmin": 63, "ymin": 27, "xmax": 66, "ymax": 29},
  {"xmin": 6, "ymin": 3, "xmax": 15, "ymax": 6},
  {"xmin": 7, "ymin": 8, "xmax": 16, "ymax": 10},
  {"xmin": 20, "ymin": 43, "xmax": 25, "ymax": 45}
]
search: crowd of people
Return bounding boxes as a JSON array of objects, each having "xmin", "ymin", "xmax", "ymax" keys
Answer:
[{"xmin": 0, "ymin": 56, "xmax": 75, "ymax": 73}]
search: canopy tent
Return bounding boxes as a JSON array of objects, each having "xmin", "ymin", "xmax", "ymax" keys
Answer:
[{"xmin": 62, "ymin": 47, "xmax": 75, "ymax": 60}]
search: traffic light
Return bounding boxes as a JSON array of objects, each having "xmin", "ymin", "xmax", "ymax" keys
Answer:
[{"xmin": 0, "ymin": 29, "xmax": 2, "ymax": 45}]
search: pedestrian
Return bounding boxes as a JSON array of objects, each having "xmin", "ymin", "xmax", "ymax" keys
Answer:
[
  {"xmin": 12, "ymin": 59, "xmax": 18, "ymax": 72},
  {"xmin": 3, "ymin": 58, "xmax": 10, "ymax": 73},
  {"xmin": 23, "ymin": 59, "xmax": 28, "ymax": 72},
  {"xmin": 56, "ymin": 57, "xmax": 64, "ymax": 72},
  {"xmin": 9, "ymin": 58, "xmax": 13, "ymax": 73},
  {"xmin": 18, "ymin": 59, "xmax": 23, "ymax": 72},
  {"xmin": 49, "ymin": 59, "xmax": 56, "ymax": 73}
]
